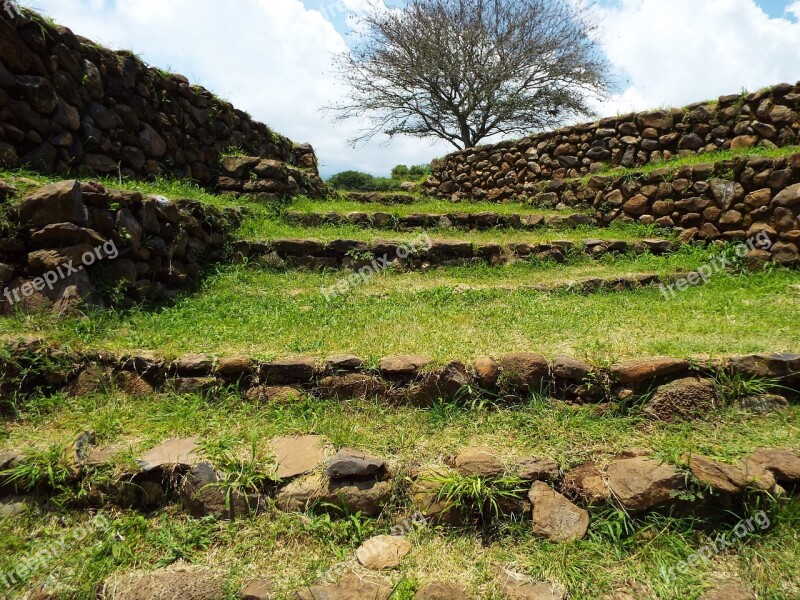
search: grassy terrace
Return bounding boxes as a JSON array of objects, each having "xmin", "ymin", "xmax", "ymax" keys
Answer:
[
  {"xmin": 1, "ymin": 389, "xmax": 799, "ymax": 599},
  {"xmin": 284, "ymin": 196, "xmax": 592, "ymax": 217},
  {"xmin": 2, "ymin": 258, "xmax": 798, "ymax": 362}
]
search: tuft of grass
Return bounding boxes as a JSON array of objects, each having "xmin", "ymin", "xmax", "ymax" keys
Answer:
[{"xmin": 427, "ymin": 473, "xmax": 529, "ymax": 522}]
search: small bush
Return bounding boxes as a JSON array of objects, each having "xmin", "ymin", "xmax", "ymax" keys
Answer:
[{"xmin": 327, "ymin": 170, "xmax": 403, "ymax": 192}]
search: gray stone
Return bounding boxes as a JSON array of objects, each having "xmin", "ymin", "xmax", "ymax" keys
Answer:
[
  {"xmin": 138, "ymin": 437, "xmax": 200, "ymax": 472},
  {"xmin": 17, "ymin": 181, "xmax": 88, "ymax": 227},
  {"xmin": 529, "ymin": 481, "xmax": 589, "ymax": 542},
  {"xmin": 327, "ymin": 448, "xmax": 386, "ymax": 480}
]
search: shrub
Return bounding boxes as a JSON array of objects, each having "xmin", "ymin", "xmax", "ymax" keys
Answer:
[{"xmin": 327, "ymin": 170, "xmax": 403, "ymax": 192}]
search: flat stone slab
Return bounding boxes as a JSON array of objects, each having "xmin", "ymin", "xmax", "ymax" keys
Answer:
[
  {"xmin": 271, "ymin": 435, "xmax": 327, "ymax": 479},
  {"xmin": 295, "ymin": 571, "xmax": 392, "ymax": 600},
  {"xmin": 356, "ymin": 535, "xmax": 412, "ymax": 570},
  {"xmin": 138, "ymin": 437, "xmax": 200, "ymax": 472},
  {"xmin": 529, "ymin": 482, "xmax": 589, "ymax": 542},
  {"xmin": 242, "ymin": 578, "xmax": 274, "ymax": 600},
  {"xmin": 327, "ymin": 448, "xmax": 386, "ymax": 480},
  {"xmin": 101, "ymin": 566, "xmax": 225, "ymax": 600},
  {"xmin": 454, "ymin": 447, "xmax": 504, "ymax": 478}
]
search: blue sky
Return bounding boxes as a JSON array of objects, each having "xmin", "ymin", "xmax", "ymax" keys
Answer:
[{"xmin": 19, "ymin": 0, "xmax": 800, "ymax": 177}]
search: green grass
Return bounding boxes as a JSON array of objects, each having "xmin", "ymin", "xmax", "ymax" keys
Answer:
[
  {"xmin": 571, "ymin": 144, "xmax": 800, "ymax": 185},
  {"xmin": 236, "ymin": 218, "xmax": 666, "ymax": 244},
  {"xmin": 1, "ymin": 254, "xmax": 798, "ymax": 363},
  {"xmin": 285, "ymin": 196, "xmax": 590, "ymax": 217},
  {"xmin": 0, "ymin": 388, "xmax": 798, "ymax": 599}
]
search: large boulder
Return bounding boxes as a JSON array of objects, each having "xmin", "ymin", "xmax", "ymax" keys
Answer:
[
  {"xmin": 643, "ymin": 378, "xmax": 719, "ymax": 421},
  {"xmin": 606, "ymin": 456, "xmax": 684, "ymax": 511},
  {"xmin": 528, "ymin": 482, "xmax": 589, "ymax": 542},
  {"xmin": 17, "ymin": 181, "xmax": 88, "ymax": 227}
]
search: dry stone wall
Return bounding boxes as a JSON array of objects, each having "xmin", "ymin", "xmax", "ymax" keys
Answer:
[
  {"xmin": 0, "ymin": 180, "xmax": 240, "ymax": 314},
  {"xmin": 424, "ymin": 82, "xmax": 800, "ymax": 200},
  {"xmin": 0, "ymin": 10, "xmax": 321, "ymax": 192}
]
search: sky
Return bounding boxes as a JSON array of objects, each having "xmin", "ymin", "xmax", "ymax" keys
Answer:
[{"xmin": 16, "ymin": 0, "xmax": 800, "ymax": 178}]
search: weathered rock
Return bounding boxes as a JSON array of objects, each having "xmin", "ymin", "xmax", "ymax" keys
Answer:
[
  {"xmin": 562, "ymin": 462, "xmax": 610, "ymax": 505},
  {"xmin": 729, "ymin": 353, "xmax": 800, "ymax": 382},
  {"xmin": 682, "ymin": 454, "xmax": 749, "ymax": 494},
  {"xmin": 327, "ymin": 448, "xmax": 386, "ymax": 480},
  {"xmin": 748, "ymin": 448, "xmax": 800, "ymax": 482},
  {"xmin": 496, "ymin": 352, "xmax": 549, "ymax": 391},
  {"xmin": 379, "ymin": 355, "xmax": 431, "ymax": 379},
  {"xmin": 552, "ymin": 356, "xmax": 592, "ymax": 382},
  {"xmin": 325, "ymin": 355, "xmax": 364, "ymax": 370},
  {"xmin": 516, "ymin": 457, "xmax": 559, "ymax": 482},
  {"xmin": 181, "ymin": 463, "xmax": 257, "ymax": 519},
  {"xmin": 100, "ymin": 566, "xmax": 225, "ymax": 600},
  {"xmin": 772, "ymin": 183, "xmax": 800, "ymax": 208},
  {"xmin": 606, "ymin": 456, "xmax": 684, "ymax": 510},
  {"xmin": 495, "ymin": 568, "xmax": 566, "ymax": 600},
  {"xmin": 173, "ymin": 377, "xmax": 218, "ymax": 395},
  {"xmin": 738, "ymin": 394, "xmax": 789, "ymax": 414},
  {"xmin": 17, "ymin": 181, "xmax": 87, "ymax": 227},
  {"xmin": 319, "ymin": 374, "xmax": 384, "ymax": 400},
  {"xmin": 414, "ymin": 582, "xmax": 473, "ymax": 599},
  {"xmin": 271, "ymin": 435, "xmax": 327, "ymax": 479},
  {"xmin": 474, "ymin": 356, "xmax": 500, "ymax": 388},
  {"xmin": 643, "ymin": 377, "xmax": 719, "ymax": 421},
  {"xmin": 356, "ymin": 535, "xmax": 412, "ymax": 570},
  {"xmin": 30, "ymin": 222, "xmax": 106, "ymax": 247},
  {"xmin": 0, "ymin": 495, "xmax": 28, "ymax": 517},
  {"xmin": 699, "ymin": 581, "xmax": 756, "ymax": 600},
  {"xmin": 529, "ymin": 481, "xmax": 589, "ymax": 542},
  {"xmin": 294, "ymin": 572, "xmax": 392, "ymax": 600},
  {"xmin": 242, "ymin": 578, "xmax": 275, "ymax": 600},
  {"xmin": 261, "ymin": 357, "xmax": 316, "ymax": 384},
  {"xmin": 454, "ymin": 447, "xmax": 503, "ymax": 478},
  {"xmin": 138, "ymin": 437, "xmax": 200, "ymax": 472},
  {"xmin": 275, "ymin": 472, "xmax": 391, "ymax": 516},
  {"xmin": 610, "ymin": 357, "xmax": 689, "ymax": 384},
  {"xmin": 215, "ymin": 356, "xmax": 254, "ymax": 377}
]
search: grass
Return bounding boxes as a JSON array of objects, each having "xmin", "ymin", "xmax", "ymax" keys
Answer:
[
  {"xmin": 1, "ymin": 256, "xmax": 798, "ymax": 363},
  {"xmin": 236, "ymin": 219, "xmax": 667, "ymax": 244},
  {"xmin": 285, "ymin": 196, "xmax": 591, "ymax": 217},
  {"xmin": 0, "ymin": 388, "xmax": 798, "ymax": 599},
  {"xmin": 571, "ymin": 144, "xmax": 800, "ymax": 185}
]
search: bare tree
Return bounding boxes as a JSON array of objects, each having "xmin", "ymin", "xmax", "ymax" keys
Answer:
[{"xmin": 331, "ymin": 0, "xmax": 610, "ymax": 150}]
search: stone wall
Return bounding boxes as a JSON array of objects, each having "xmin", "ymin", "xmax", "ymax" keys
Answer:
[
  {"xmin": 217, "ymin": 155, "xmax": 325, "ymax": 200},
  {"xmin": 424, "ymin": 82, "xmax": 800, "ymax": 200},
  {"xmin": 0, "ymin": 10, "xmax": 321, "ymax": 190},
  {"xmin": 0, "ymin": 180, "xmax": 240, "ymax": 314}
]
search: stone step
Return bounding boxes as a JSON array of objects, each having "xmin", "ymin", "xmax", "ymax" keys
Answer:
[
  {"xmin": 234, "ymin": 237, "xmax": 676, "ymax": 272},
  {"xmin": 284, "ymin": 209, "xmax": 599, "ymax": 231}
]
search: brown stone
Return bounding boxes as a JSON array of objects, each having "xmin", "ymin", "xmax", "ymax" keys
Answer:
[
  {"xmin": 379, "ymin": 355, "xmax": 431, "ymax": 378},
  {"xmin": 610, "ymin": 357, "xmax": 689, "ymax": 384},
  {"xmin": 294, "ymin": 572, "xmax": 392, "ymax": 600},
  {"xmin": 271, "ymin": 435, "xmax": 327, "ymax": 479},
  {"xmin": 245, "ymin": 385, "xmax": 304, "ymax": 404},
  {"xmin": 17, "ymin": 181, "xmax": 88, "ymax": 227},
  {"xmin": 356, "ymin": 535, "xmax": 412, "ymax": 570},
  {"xmin": 748, "ymin": 448, "xmax": 800, "ymax": 482},
  {"xmin": 495, "ymin": 568, "xmax": 566, "ymax": 600},
  {"xmin": 242, "ymin": 578, "xmax": 275, "ymax": 600},
  {"xmin": 474, "ymin": 356, "xmax": 500, "ymax": 388},
  {"xmin": 319, "ymin": 374, "xmax": 384, "ymax": 400},
  {"xmin": 551, "ymin": 356, "xmax": 592, "ymax": 382},
  {"xmin": 606, "ymin": 456, "xmax": 684, "ymax": 511},
  {"xmin": 100, "ymin": 566, "xmax": 224, "ymax": 600},
  {"xmin": 562, "ymin": 462, "xmax": 610, "ymax": 505},
  {"xmin": 138, "ymin": 437, "xmax": 200, "ymax": 472},
  {"xmin": 529, "ymin": 481, "xmax": 589, "ymax": 542},
  {"xmin": 262, "ymin": 356, "xmax": 316, "ymax": 384},
  {"xmin": 772, "ymin": 183, "xmax": 800, "ymax": 207},
  {"xmin": 415, "ymin": 582, "xmax": 473, "ymax": 599},
  {"xmin": 516, "ymin": 457, "xmax": 559, "ymax": 481},
  {"xmin": 683, "ymin": 454, "xmax": 749, "ymax": 494},
  {"xmin": 496, "ymin": 352, "xmax": 549, "ymax": 391},
  {"xmin": 455, "ymin": 447, "xmax": 504, "ymax": 477},
  {"xmin": 643, "ymin": 377, "xmax": 719, "ymax": 421},
  {"xmin": 215, "ymin": 356, "xmax": 254, "ymax": 377}
]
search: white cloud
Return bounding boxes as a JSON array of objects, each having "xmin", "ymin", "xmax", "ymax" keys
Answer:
[
  {"xmin": 15, "ymin": 0, "xmax": 800, "ymax": 178},
  {"xmin": 593, "ymin": 0, "xmax": 800, "ymax": 115}
]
